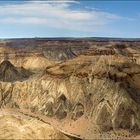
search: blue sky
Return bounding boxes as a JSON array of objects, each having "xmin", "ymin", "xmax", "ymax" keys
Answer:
[{"xmin": 0, "ymin": 0, "xmax": 140, "ymax": 38}]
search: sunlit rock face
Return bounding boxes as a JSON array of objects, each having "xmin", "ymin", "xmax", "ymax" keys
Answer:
[
  {"xmin": 0, "ymin": 38, "xmax": 140, "ymax": 139},
  {"xmin": 0, "ymin": 113, "xmax": 70, "ymax": 139}
]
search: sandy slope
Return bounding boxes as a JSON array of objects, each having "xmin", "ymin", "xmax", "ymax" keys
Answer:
[{"xmin": 0, "ymin": 109, "xmax": 71, "ymax": 140}]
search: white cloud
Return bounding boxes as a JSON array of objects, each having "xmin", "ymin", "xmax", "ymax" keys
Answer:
[
  {"xmin": 0, "ymin": 0, "xmax": 124, "ymax": 33},
  {"xmin": 1, "ymin": 17, "xmax": 47, "ymax": 24}
]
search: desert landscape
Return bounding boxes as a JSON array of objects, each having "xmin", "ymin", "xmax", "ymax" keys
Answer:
[{"xmin": 0, "ymin": 38, "xmax": 140, "ymax": 139}]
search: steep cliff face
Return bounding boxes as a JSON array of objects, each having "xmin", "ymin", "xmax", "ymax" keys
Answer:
[
  {"xmin": 0, "ymin": 46, "xmax": 55, "ymax": 71},
  {"xmin": 1, "ymin": 39, "xmax": 90, "ymax": 61},
  {"xmin": 0, "ymin": 40, "xmax": 140, "ymax": 139},
  {"xmin": 0, "ymin": 53, "xmax": 140, "ymax": 139}
]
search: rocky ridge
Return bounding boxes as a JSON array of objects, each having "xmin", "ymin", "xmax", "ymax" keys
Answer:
[{"xmin": 0, "ymin": 39, "xmax": 140, "ymax": 139}]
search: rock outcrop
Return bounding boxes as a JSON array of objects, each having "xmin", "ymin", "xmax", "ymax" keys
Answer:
[
  {"xmin": 0, "ymin": 60, "xmax": 32, "ymax": 82},
  {"xmin": 0, "ymin": 39, "xmax": 140, "ymax": 139}
]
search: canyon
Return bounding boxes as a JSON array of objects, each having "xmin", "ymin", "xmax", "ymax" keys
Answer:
[{"xmin": 0, "ymin": 38, "xmax": 140, "ymax": 139}]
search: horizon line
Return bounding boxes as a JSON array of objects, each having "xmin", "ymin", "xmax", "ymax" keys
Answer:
[{"xmin": 1, "ymin": 36, "xmax": 140, "ymax": 40}]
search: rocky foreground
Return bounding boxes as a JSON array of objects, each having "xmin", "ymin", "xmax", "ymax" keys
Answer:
[{"xmin": 0, "ymin": 38, "xmax": 140, "ymax": 139}]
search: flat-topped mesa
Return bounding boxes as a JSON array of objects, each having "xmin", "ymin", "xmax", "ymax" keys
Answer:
[
  {"xmin": 82, "ymin": 46, "xmax": 116, "ymax": 56},
  {"xmin": 0, "ymin": 60, "xmax": 32, "ymax": 82}
]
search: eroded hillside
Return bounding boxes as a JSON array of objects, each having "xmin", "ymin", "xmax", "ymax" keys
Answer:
[{"xmin": 0, "ymin": 38, "xmax": 140, "ymax": 139}]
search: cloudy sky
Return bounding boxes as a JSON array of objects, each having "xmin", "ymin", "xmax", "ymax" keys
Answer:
[{"xmin": 0, "ymin": 0, "xmax": 140, "ymax": 38}]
